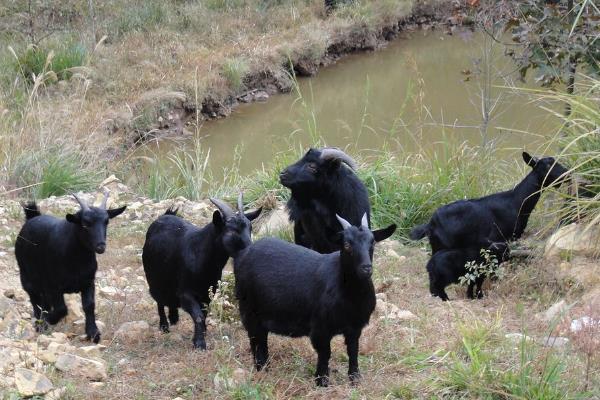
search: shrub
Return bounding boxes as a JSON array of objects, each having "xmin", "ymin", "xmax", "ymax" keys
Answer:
[{"xmin": 221, "ymin": 57, "xmax": 250, "ymax": 91}]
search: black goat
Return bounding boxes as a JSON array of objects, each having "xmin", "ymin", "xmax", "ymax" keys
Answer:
[
  {"xmin": 280, "ymin": 147, "xmax": 371, "ymax": 253},
  {"xmin": 410, "ymin": 152, "xmax": 569, "ymax": 253},
  {"xmin": 233, "ymin": 213, "xmax": 396, "ymax": 386},
  {"xmin": 15, "ymin": 192, "xmax": 126, "ymax": 343},
  {"xmin": 142, "ymin": 194, "xmax": 261, "ymax": 349},
  {"xmin": 427, "ymin": 242, "xmax": 510, "ymax": 301}
]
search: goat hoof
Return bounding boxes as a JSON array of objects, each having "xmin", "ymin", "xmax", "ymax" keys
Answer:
[
  {"xmin": 315, "ymin": 375, "xmax": 329, "ymax": 387},
  {"xmin": 160, "ymin": 324, "xmax": 170, "ymax": 333},
  {"xmin": 349, "ymin": 371, "xmax": 362, "ymax": 385},
  {"xmin": 192, "ymin": 340, "xmax": 206, "ymax": 350},
  {"xmin": 87, "ymin": 330, "xmax": 101, "ymax": 344},
  {"xmin": 168, "ymin": 313, "xmax": 179, "ymax": 325}
]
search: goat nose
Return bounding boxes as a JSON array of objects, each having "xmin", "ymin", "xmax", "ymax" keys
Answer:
[
  {"xmin": 361, "ymin": 264, "xmax": 372, "ymax": 276},
  {"xmin": 95, "ymin": 243, "xmax": 106, "ymax": 254}
]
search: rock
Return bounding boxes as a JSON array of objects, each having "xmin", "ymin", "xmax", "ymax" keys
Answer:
[
  {"xmin": 4, "ymin": 288, "xmax": 15, "ymax": 299},
  {"xmin": 505, "ymin": 333, "xmax": 534, "ymax": 344},
  {"xmin": 99, "ymin": 286, "xmax": 125, "ymax": 301},
  {"xmin": 100, "ymin": 175, "xmax": 120, "ymax": 188},
  {"xmin": 570, "ymin": 316, "xmax": 598, "ymax": 333},
  {"xmin": 0, "ymin": 310, "xmax": 35, "ymax": 340},
  {"xmin": 0, "ymin": 296, "xmax": 15, "ymax": 318},
  {"xmin": 55, "ymin": 353, "xmax": 107, "ymax": 381},
  {"xmin": 78, "ymin": 344, "xmax": 106, "ymax": 359},
  {"xmin": 544, "ymin": 223, "xmax": 600, "ymax": 259},
  {"xmin": 257, "ymin": 208, "xmax": 291, "ymax": 236},
  {"xmin": 14, "ymin": 368, "xmax": 54, "ymax": 396},
  {"xmin": 65, "ymin": 294, "xmax": 85, "ymax": 323},
  {"xmin": 375, "ymin": 299, "xmax": 416, "ymax": 321},
  {"xmin": 47, "ymin": 387, "xmax": 67, "ymax": 400},
  {"xmin": 73, "ymin": 319, "xmax": 106, "ymax": 332},
  {"xmin": 114, "ymin": 320, "xmax": 150, "ymax": 341},
  {"xmin": 540, "ymin": 336, "xmax": 569, "ymax": 348},
  {"xmin": 90, "ymin": 382, "xmax": 105, "ymax": 389},
  {"xmin": 375, "ymin": 292, "xmax": 388, "ymax": 302},
  {"xmin": 538, "ymin": 300, "xmax": 569, "ymax": 323},
  {"xmin": 385, "ymin": 249, "xmax": 401, "ymax": 260},
  {"xmin": 213, "ymin": 371, "xmax": 235, "ymax": 391},
  {"xmin": 232, "ymin": 368, "xmax": 248, "ymax": 385}
]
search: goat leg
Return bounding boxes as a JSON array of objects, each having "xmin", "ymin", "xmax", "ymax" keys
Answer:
[
  {"xmin": 45, "ymin": 293, "xmax": 68, "ymax": 325},
  {"xmin": 345, "ymin": 329, "xmax": 362, "ymax": 384},
  {"xmin": 311, "ymin": 332, "xmax": 332, "ymax": 387},
  {"xmin": 157, "ymin": 304, "xmax": 169, "ymax": 333},
  {"xmin": 81, "ymin": 284, "xmax": 100, "ymax": 343},
  {"xmin": 180, "ymin": 292, "xmax": 207, "ymax": 350}
]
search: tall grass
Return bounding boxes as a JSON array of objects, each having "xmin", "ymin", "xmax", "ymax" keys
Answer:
[
  {"xmin": 437, "ymin": 316, "xmax": 589, "ymax": 399},
  {"xmin": 13, "ymin": 43, "xmax": 87, "ymax": 84},
  {"xmin": 545, "ymin": 78, "xmax": 600, "ymax": 228}
]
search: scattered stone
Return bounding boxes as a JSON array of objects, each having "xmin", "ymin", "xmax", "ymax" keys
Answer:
[
  {"xmin": 385, "ymin": 248, "xmax": 401, "ymax": 260},
  {"xmin": 0, "ymin": 296, "xmax": 15, "ymax": 317},
  {"xmin": 570, "ymin": 316, "xmax": 598, "ymax": 333},
  {"xmin": 78, "ymin": 344, "xmax": 106, "ymax": 359},
  {"xmin": 540, "ymin": 336, "xmax": 570, "ymax": 348},
  {"xmin": 232, "ymin": 368, "xmax": 248, "ymax": 385},
  {"xmin": 90, "ymin": 382, "xmax": 105, "ymax": 389},
  {"xmin": 504, "ymin": 333, "xmax": 534, "ymax": 344},
  {"xmin": 538, "ymin": 300, "xmax": 570, "ymax": 323},
  {"xmin": 64, "ymin": 294, "xmax": 85, "ymax": 323},
  {"xmin": 47, "ymin": 387, "xmax": 68, "ymax": 400},
  {"xmin": 114, "ymin": 320, "xmax": 150, "ymax": 341},
  {"xmin": 213, "ymin": 371, "xmax": 235, "ymax": 391},
  {"xmin": 0, "ymin": 310, "xmax": 35, "ymax": 340},
  {"xmin": 375, "ymin": 299, "xmax": 416, "ymax": 321},
  {"xmin": 14, "ymin": 368, "xmax": 53, "ymax": 397},
  {"xmin": 55, "ymin": 353, "xmax": 107, "ymax": 381},
  {"xmin": 4, "ymin": 288, "xmax": 15, "ymax": 299},
  {"xmin": 99, "ymin": 286, "xmax": 126, "ymax": 301}
]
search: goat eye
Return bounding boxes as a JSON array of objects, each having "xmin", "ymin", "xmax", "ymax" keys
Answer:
[
  {"xmin": 307, "ymin": 163, "xmax": 317, "ymax": 172},
  {"xmin": 344, "ymin": 243, "xmax": 352, "ymax": 252}
]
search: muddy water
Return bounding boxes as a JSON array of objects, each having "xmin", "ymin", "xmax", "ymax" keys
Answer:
[{"xmin": 157, "ymin": 30, "xmax": 556, "ymax": 175}]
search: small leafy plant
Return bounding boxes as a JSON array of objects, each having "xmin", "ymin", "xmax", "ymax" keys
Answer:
[{"xmin": 459, "ymin": 248, "xmax": 504, "ymax": 286}]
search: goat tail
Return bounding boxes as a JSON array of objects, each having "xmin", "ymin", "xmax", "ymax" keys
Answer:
[
  {"xmin": 164, "ymin": 206, "xmax": 179, "ymax": 216},
  {"xmin": 409, "ymin": 222, "xmax": 430, "ymax": 240},
  {"xmin": 21, "ymin": 201, "xmax": 41, "ymax": 220}
]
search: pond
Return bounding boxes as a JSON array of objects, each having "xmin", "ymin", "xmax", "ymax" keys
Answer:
[{"xmin": 144, "ymin": 29, "xmax": 557, "ymax": 178}]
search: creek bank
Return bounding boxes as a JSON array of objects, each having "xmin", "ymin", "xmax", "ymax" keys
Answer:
[{"xmin": 114, "ymin": 2, "xmax": 474, "ymax": 147}]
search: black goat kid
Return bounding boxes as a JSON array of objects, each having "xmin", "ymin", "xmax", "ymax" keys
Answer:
[
  {"xmin": 280, "ymin": 147, "xmax": 371, "ymax": 253},
  {"xmin": 427, "ymin": 242, "xmax": 509, "ymax": 301},
  {"xmin": 410, "ymin": 152, "xmax": 568, "ymax": 253},
  {"xmin": 15, "ymin": 192, "xmax": 126, "ymax": 343},
  {"xmin": 233, "ymin": 213, "xmax": 396, "ymax": 386},
  {"xmin": 142, "ymin": 194, "xmax": 261, "ymax": 349}
]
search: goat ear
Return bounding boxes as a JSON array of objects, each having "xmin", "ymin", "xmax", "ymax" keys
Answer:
[
  {"xmin": 107, "ymin": 206, "xmax": 127, "ymax": 219},
  {"xmin": 522, "ymin": 152, "xmax": 538, "ymax": 167},
  {"xmin": 212, "ymin": 210, "xmax": 224, "ymax": 228},
  {"xmin": 372, "ymin": 224, "xmax": 396, "ymax": 242},
  {"xmin": 245, "ymin": 207, "xmax": 263, "ymax": 221},
  {"xmin": 323, "ymin": 157, "xmax": 342, "ymax": 171},
  {"xmin": 66, "ymin": 213, "xmax": 80, "ymax": 224}
]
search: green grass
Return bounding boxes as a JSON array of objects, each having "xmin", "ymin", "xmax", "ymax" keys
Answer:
[
  {"xmin": 222, "ymin": 57, "xmax": 250, "ymax": 92},
  {"xmin": 13, "ymin": 42, "xmax": 87, "ymax": 84},
  {"xmin": 11, "ymin": 150, "xmax": 98, "ymax": 198},
  {"xmin": 437, "ymin": 318, "xmax": 588, "ymax": 400},
  {"xmin": 111, "ymin": 1, "xmax": 168, "ymax": 37}
]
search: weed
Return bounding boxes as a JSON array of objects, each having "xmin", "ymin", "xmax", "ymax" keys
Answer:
[
  {"xmin": 221, "ymin": 58, "xmax": 250, "ymax": 92},
  {"xmin": 14, "ymin": 43, "xmax": 87, "ymax": 84},
  {"xmin": 459, "ymin": 248, "xmax": 505, "ymax": 287}
]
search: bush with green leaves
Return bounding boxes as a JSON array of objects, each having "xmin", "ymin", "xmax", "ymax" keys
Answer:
[{"xmin": 459, "ymin": 248, "xmax": 505, "ymax": 287}]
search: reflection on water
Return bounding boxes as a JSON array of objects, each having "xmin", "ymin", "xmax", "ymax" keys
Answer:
[{"xmin": 145, "ymin": 30, "xmax": 557, "ymax": 176}]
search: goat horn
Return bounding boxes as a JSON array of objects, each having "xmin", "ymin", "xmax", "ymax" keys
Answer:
[
  {"xmin": 237, "ymin": 191, "xmax": 244, "ymax": 214},
  {"xmin": 336, "ymin": 214, "xmax": 352, "ymax": 230},
  {"xmin": 319, "ymin": 147, "xmax": 358, "ymax": 170},
  {"xmin": 100, "ymin": 189, "xmax": 110, "ymax": 210},
  {"xmin": 361, "ymin": 213, "xmax": 368, "ymax": 229},
  {"xmin": 71, "ymin": 192, "xmax": 90, "ymax": 211},
  {"xmin": 210, "ymin": 197, "xmax": 234, "ymax": 219}
]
